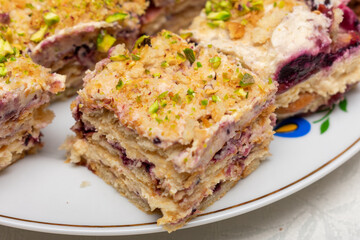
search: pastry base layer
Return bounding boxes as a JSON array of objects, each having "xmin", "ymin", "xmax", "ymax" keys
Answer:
[
  {"xmin": 65, "ymin": 104, "xmax": 274, "ymax": 231},
  {"xmin": 67, "ymin": 138, "xmax": 269, "ymax": 231},
  {"xmin": 275, "ymin": 49, "xmax": 360, "ymax": 118},
  {"xmin": 0, "ymin": 106, "xmax": 53, "ymax": 170}
]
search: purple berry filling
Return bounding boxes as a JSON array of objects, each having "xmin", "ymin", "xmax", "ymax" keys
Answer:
[
  {"xmin": 276, "ymin": 41, "xmax": 360, "ymax": 93},
  {"xmin": 275, "ymin": 4, "xmax": 360, "ymax": 94}
]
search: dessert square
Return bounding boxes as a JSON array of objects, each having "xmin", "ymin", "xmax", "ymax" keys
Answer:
[
  {"xmin": 185, "ymin": 0, "xmax": 360, "ymax": 118},
  {"xmin": 0, "ymin": 40, "xmax": 65, "ymax": 170},
  {"xmin": 1, "ymin": 0, "xmax": 147, "ymax": 99},
  {"xmin": 64, "ymin": 31, "xmax": 276, "ymax": 231}
]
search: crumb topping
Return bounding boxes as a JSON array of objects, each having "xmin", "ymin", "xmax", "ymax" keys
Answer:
[
  {"xmin": 0, "ymin": 0, "xmax": 147, "ymax": 50},
  {"xmin": 0, "ymin": 39, "xmax": 65, "ymax": 94},
  {"xmin": 79, "ymin": 31, "xmax": 275, "ymax": 145},
  {"xmin": 200, "ymin": 0, "xmax": 298, "ymax": 43}
]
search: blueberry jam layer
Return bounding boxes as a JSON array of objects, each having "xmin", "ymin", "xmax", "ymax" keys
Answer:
[
  {"xmin": 276, "ymin": 5, "xmax": 360, "ymax": 94},
  {"xmin": 276, "ymin": 40, "xmax": 360, "ymax": 93},
  {"xmin": 72, "ymin": 115, "xmax": 256, "ymax": 195}
]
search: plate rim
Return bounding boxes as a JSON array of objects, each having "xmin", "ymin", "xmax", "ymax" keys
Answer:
[{"xmin": 0, "ymin": 136, "xmax": 359, "ymax": 236}]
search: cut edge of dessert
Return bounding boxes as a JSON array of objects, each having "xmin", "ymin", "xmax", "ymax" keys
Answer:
[
  {"xmin": 63, "ymin": 31, "xmax": 277, "ymax": 232},
  {"xmin": 0, "ymin": 39, "xmax": 65, "ymax": 171}
]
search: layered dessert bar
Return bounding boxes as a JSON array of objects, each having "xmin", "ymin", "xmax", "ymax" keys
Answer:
[
  {"xmin": 1, "ymin": 0, "xmax": 147, "ymax": 99},
  {"xmin": 64, "ymin": 32, "xmax": 276, "ymax": 231},
  {"xmin": 0, "ymin": 39, "xmax": 65, "ymax": 170},
  {"xmin": 185, "ymin": 0, "xmax": 360, "ymax": 118}
]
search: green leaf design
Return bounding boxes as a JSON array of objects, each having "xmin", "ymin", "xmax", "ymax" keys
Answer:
[
  {"xmin": 320, "ymin": 118, "xmax": 330, "ymax": 134},
  {"xmin": 313, "ymin": 105, "xmax": 334, "ymax": 123},
  {"xmin": 339, "ymin": 98, "xmax": 347, "ymax": 112}
]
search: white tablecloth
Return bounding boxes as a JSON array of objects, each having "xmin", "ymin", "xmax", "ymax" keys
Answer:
[{"xmin": 1, "ymin": 151, "xmax": 360, "ymax": 240}]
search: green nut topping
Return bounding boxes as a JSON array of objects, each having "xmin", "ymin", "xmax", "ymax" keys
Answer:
[
  {"xmin": 161, "ymin": 61, "xmax": 169, "ymax": 68},
  {"xmin": 110, "ymin": 54, "xmax": 130, "ymax": 61},
  {"xmin": 234, "ymin": 88, "xmax": 247, "ymax": 97},
  {"xmin": 149, "ymin": 101, "xmax": 160, "ymax": 114},
  {"xmin": 209, "ymin": 56, "xmax": 221, "ymax": 69},
  {"xmin": 0, "ymin": 39, "xmax": 14, "ymax": 57},
  {"xmin": 207, "ymin": 10, "xmax": 231, "ymax": 21},
  {"xmin": 0, "ymin": 65, "xmax": 7, "ymax": 77},
  {"xmin": 105, "ymin": 12, "xmax": 127, "ymax": 23},
  {"xmin": 116, "ymin": 79, "xmax": 124, "ymax": 90},
  {"xmin": 134, "ymin": 35, "xmax": 151, "ymax": 49},
  {"xmin": 239, "ymin": 73, "xmax": 255, "ymax": 87},
  {"xmin": 212, "ymin": 95, "xmax": 221, "ymax": 102},
  {"xmin": 183, "ymin": 48, "xmax": 196, "ymax": 64},
  {"xmin": 30, "ymin": 25, "xmax": 48, "ymax": 43},
  {"xmin": 44, "ymin": 12, "xmax": 60, "ymax": 26},
  {"xmin": 201, "ymin": 99, "xmax": 209, "ymax": 106},
  {"xmin": 97, "ymin": 33, "xmax": 116, "ymax": 53}
]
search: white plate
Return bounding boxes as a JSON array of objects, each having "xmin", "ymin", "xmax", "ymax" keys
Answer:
[{"xmin": 0, "ymin": 86, "xmax": 359, "ymax": 236}]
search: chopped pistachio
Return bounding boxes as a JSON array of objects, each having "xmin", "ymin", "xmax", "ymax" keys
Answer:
[
  {"xmin": 183, "ymin": 48, "xmax": 195, "ymax": 64},
  {"xmin": 207, "ymin": 20, "xmax": 226, "ymax": 28},
  {"xmin": 180, "ymin": 32, "xmax": 193, "ymax": 39},
  {"xmin": 268, "ymin": 77, "xmax": 273, "ymax": 84},
  {"xmin": 148, "ymin": 101, "xmax": 160, "ymax": 114},
  {"xmin": 110, "ymin": 54, "xmax": 129, "ymax": 61},
  {"xmin": 212, "ymin": 95, "xmax": 221, "ymax": 102},
  {"xmin": 44, "ymin": 12, "xmax": 60, "ymax": 26},
  {"xmin": 134, "ymin": 35, "xmax": 151, "ymax": 49},
  {"xmin": 205, "ymin": 1, "xmax": 212, "ymax": 14},
  {"xmin": 162, "ymin": 31, "xmax": 172, "ymax": 39},
  {"xmin": 234, "ymin": 88, "xmax": 247, "ymax": 97},
  {"xmin": 278, "ymin": 0, "xmax": 285, "ymax": 8},
  {"xmin": 131, "ymin": 54, "xmax": 141, "ymax": 61},
  {"xmin": 160, "ymin": 100, "xmax": 167, "ymax": 107},
  {"xmin": 153, "ymin": 73, "xmax": 161, "ymax": 78},
  {"xmin": 136, "ymin": 95, "xmax": 141, "ymax": 103},
  {"xmin": 97, "ymin": 33, "xmax": 116, "ymax": 53},
  {"xmin": 209, "ymin": 56, "xmax": 221, "ymax": 69},
  {"xmin": 105, "ymin": 12, "xmax": 127, "ymax": 23},
  {"xmin": 116, "ymin": 79, "xmax": 124, "ymax": 89},
  {"xmin": 30, "ymin": 25, "xmax": 48, "ymax": 43},
  {"xmin": 172, "ymin": 93, "xmax": 181, "ymax": 103},
  {"xmin": 25, "ymin": 3, "xmax": 34, "ymax": 9},
  {"xmin": 161, "ymin": 61, "xmax": 169, "ymax": 68},
  {"xmin": 207, "ymin": 11, "xmax": 231, "ymax": 21},
  {"xmin": 176, "ymin": 52, "xmax": 186, "ymax": 62},
  {"xmin": 157, "ymin": 91, "xmax": 168, "ymax": 99},
  {"xmin": 201, "ymin": 99, "xmax": 208, "ymax": 106},
  {"xmin": 250, "ymin": 0, "xmax": 264, "ymax": 11},
  {"xmin": 239, "ymin": 73, "xmax": 255, "ymax": 87},
  {"xmin": 187, "ymin": 88, "xmax": 195, "ymax": 96},
  {"xmin": 196, "ymin": 62, "xmax": 202, "ymax": 68},
  {"xmin": 155, "ymin": 117, "xmax": 163, "ymax": 124},
  {"xmin": 0, "ymin": 39, "xmax": 14, "ymax": 57},
  {"xmin": 241, "ymin": 19, "xmax": 248, "ymax": 25},
  {"xmin": 0, "ymin": 65, "xmax": 7, "ymax": 77}
]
